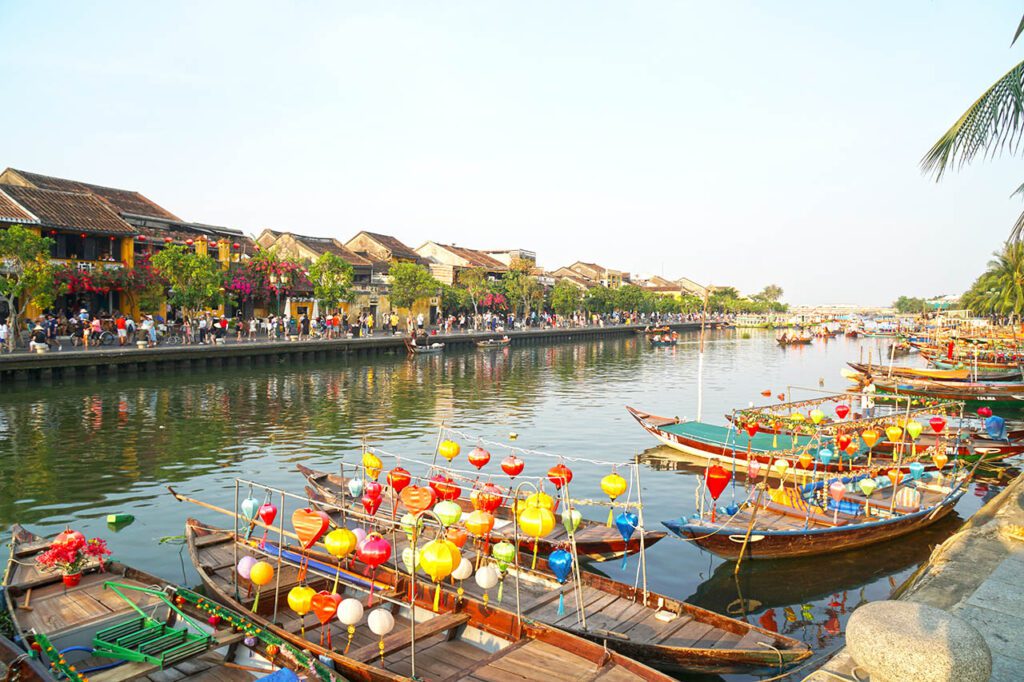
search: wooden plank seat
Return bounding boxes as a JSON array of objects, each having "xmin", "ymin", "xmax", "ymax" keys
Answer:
[
  {"xmin": 348, "ymin": 611, "xmax": 470, "ymax": 663},
  {"xmin": 759, "ymin": 501, "xmax": 850, "ymax": 526}
]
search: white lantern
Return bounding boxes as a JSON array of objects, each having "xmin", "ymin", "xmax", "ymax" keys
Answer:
[
  {"xmin": 474, "ymin": 565, "xmax": 499, "ymax": 590},
  {"xmin": 337, "ymin": 598, "xmax": 364, "ymax": 626},
  {"xmin": 367, "ymin": 608, "xmax": 395, "ymax": 637},
  {"xmin": 452, "ymin": 557, "xmax": 473, "ymax": 581}
]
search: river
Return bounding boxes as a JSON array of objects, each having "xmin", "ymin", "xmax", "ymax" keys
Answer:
[{"xmin": 0, "ymin": 329, "xmax": 1011, "ymax": 680}]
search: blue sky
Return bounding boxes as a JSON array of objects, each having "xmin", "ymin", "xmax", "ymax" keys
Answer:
[{"xmin": 2, "ymin": 1, "xmax": 1023, "ymax": 305}]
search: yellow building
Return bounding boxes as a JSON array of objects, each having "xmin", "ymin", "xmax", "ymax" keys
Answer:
[{"xmin": 344, "ymin": 231, "xmax": 436, "ymax": 322}]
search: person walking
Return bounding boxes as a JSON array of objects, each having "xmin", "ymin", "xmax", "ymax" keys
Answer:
[{"xmin": 115, "ymin": 314, "xmax": 127, "ymax": 346}]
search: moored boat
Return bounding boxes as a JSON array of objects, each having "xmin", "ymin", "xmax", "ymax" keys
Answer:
[
  {"xmin": 476, "ymin": 336, "xmax": 510, "ymax": 348},
  {"xmin": 869, "ymin": 376, "xmax": 1024, "ymax": 403},
  {"xmin": 648, "ymin": 332, "xmax": 678, "ymax": 347},
  {"xmin": 3, "ymin": 524, "xmax": 313, "ymax": 681}
]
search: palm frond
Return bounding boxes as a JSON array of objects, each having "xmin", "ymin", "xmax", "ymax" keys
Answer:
[
  {"xmin": 921, "ymin": 59, "xmax": 1024, "ymax": 180},
  {"xmin": 1013, "ymin": 13, "xmax": 1024, "ymax": 46},
  {"xmin": 1009, "ymin": 204, "xmax": 1024, "ymax": 242}
]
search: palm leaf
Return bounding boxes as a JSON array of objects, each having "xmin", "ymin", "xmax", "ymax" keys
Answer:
[
  {"xmin": 1014, "ymin": 13, "xmax": 1024, "ymax": 46},
  {"xmin": 921, "ymin": 59, "xmax": 1024, "ymax": 179}
]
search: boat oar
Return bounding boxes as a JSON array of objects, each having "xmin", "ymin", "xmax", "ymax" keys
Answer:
[
  {"xmin": 733, "ymin": 487, "xmax": 764, "ymax": 576},
  {"xmin": 168, "ymin": 486, "xmax": 307, "ymax": 546},
  {"xmin": 19, "ymin": 588, "xmax": 32, "ymax": 612}
]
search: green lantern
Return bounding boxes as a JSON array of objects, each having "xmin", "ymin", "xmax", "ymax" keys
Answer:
[{"xmin": 433, "ymin": 500, "xmax": 462, "ymax": 527}]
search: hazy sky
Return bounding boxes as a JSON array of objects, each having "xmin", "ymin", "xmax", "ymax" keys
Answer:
[{"xmin": 3, "ymin": 2, "xmax": 1023, "ymax": 305}]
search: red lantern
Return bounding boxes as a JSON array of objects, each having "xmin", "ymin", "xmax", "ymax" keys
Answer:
[
  {"xmin": 472, "ymin": 483, "xmax": 503, "ymax": 513},
  {"xmin": 704, "ymin": 465, "xmax": 732, "ymax": 523},
  {"xmin": 547, "ymin": 463, "xmax": 573, "ymax": 490},
  {"xmin": 356, "ymin": 533, "xmax": 392, "ymax": 605},
  {"xmin": 744, "ymin": 422, "xmax": 758, "ymax": 438},
  {"xmin": 929, "ymin": 416, "xmax": 946, "ymax": 434},
  {"xmin": 186, "ymin": 239, "xmax": 194, "ymax": 246},
  {"xmin": 364, "ymin": 481, "xmax": 382, "ymax": 500},
  {"xmin": 387, "ymin": 467, "xmax": 411, "ymax": 494},
  {"xmin": 138, "ymin": 235, "xmax": 146, "ymax": 242},
  {"xmin": 836, "ymin": 434, "xmax": 852, "ymax": 452},
  {"xmin": 835, "ymin": 404, "xmax": 850, "ymax": 420},
  {"xmin": 233, "ymin": 242, "xmax": 241, "ymax": 249},
  {"xmin": 468, "ymin": 447, "xmax": 491, "ymax": 470},
  {"xmin": 429, "ymin": 474, "xmax": 461, "ymax": 501},
  {"xmin": 977, "ymin": 407, "xmax": 993, "ymax": 418},
  {"xmin": 258, "ymin": 503, "xmax": 278, "ymax": 526},
  {"xmin": 361, "ymin": 494, "xmax": 382, "ymax": 516},
  {"xmin": 80, "ymin": 233, "xmax": 86, "ymax": 238},
  {"xmin": 164, "ymin": 236, "xmax": 173, "ymax": 243},
  {"xmin": 501, "ymin": 455, "xmax": 524, "ymax": 478}
]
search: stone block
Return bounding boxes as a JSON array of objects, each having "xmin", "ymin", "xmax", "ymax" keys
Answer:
[{"xmin": 846, "ymin": 600, "xmax": 991, "ymax": 682}]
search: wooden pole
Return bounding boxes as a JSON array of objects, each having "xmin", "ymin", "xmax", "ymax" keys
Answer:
[
  {"xmin": 697, "ymin": 286, "xmax": 710, "ymax": 422},
  {"xmin": 733, "ymin": 486, "xmax": 763, "ymax": 576}
]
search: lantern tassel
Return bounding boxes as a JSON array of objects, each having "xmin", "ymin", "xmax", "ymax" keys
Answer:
[
  {"xmin": 497, "ymin": 578, "xmax": 504, "ymax": 604},
  {"xmin": 558, "ymin": 593, "xmax": 565, "ymax": 616},
  {"xmin": 368, "ymin": 569, "xmax": 375, "ymax": 606},
  {"xmin": 345, "ymin": 626, "xmax": 354, "ymax": 655},
  {"xmin": 606, "ymin": 508, "xmax": 614, "ymax": 526},
  {"xmin": 252, "ymin": 589, "xmax": 260, "ymax": 613},
  {"xmin": 531, "ymin": 541, "xmax": 539, "ymax": 570},
  {"xmin": 332, "ymin": 562, "xmax": 340, "ymax": 594},
  {"xmin": 433, "ymin": 583, "xmax": 441, "ymax": 612}
]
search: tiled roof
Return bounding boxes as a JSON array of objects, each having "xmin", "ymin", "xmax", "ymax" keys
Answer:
[
  {"xmin": 0, "ymin": 190, "xmax": 36, "ymax": 224},
  {"xmin": 0, "ymin": 184, "xmax": 136, "ymax": 234},
  {"xmin": 439, "ymin": 244, "xmax": 507, "ymax": 270},
  {"xmin": 294, "ymin": 235, "xmax": 373, "ymax": 267},
  {"xmin": 359, "ymin": 231, "xmax": 420, "ymax": 261},
  {"xmin": 6, "ymin": 168, "xmax": 181, "ymax": 221}
]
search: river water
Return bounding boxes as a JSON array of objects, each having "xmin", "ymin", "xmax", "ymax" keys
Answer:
[{"xmin": 0, "ymin": 330, "xmax": 1013, "ymax": 680}]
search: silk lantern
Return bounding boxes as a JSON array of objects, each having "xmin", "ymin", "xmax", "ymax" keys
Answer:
[
  {"xmin": 337, "ymin": 598, "xmax": 363, "ymax": 655},
  {"xmin": 809, "ymin": 409, "xmax": 825, "ymax": 425},
  {"xmin": 475, "ymin": 564, "xmax": 499, "ymax": 605},
  {"xmin": 548, "ymin": 463, "xmax": 573, "ymax": 490},
  {"xmin": 828, "ymin": 481, "xmax": 845, "ymax": 523},
  {"xmin": 236, "ymin": 556, "xmax": 256, "ymax": 580},
  {"xmin": 324, "ymin": 528, "xmax": 357, "ymax": 592},
  {"xmin": 452, "ymin": 557, "xmax": 473, "ymax": 601},
  {"xmin": 561, "ymin": 507, "xmax": 582, "ymax": 534},
  {"xmin": 367, "ymin": 609, "xmax": 396, "ymax": 664},
  {"xmin": 347, "ymin": 478, "xmax": 364, "ymax": 498},
  {"xmin": 704, "ymin": 465, "xmax": 731, "ymax": 522},
  {"xmin": 835, "ymin": 404, "xmax": 850, "ymax": 420},
  {"xmin": 748, "ymin": 459, "xmax": 762, "ymax": 480},
  {"xmin": 885, "ymin": 425, "xmax": 903, "ymax": 444},
  {"xmin": 908, "ymin": 462, "xmax": 924, "ymax": 480},
  {"xmin": 798, "ymin": 452, "xmax": 813, "ymax": 469},
  {"xmin": 547, "ymin": 549, "xmax": 573, "ymax": 615},
  {"xmin": 501, "ymin": 454, "xmax": 525, "ymax": 478},
  {"xmin": 492, "ymin": 541, "xmax": 515, "ymax": 603},
  {"xmin": 472, "ymin": 483, "xmax": 503, "ymax": 513},
  {"xmin": 420, "ymin": 538, "xmax": 461, "ymax": 611},
  {"xmin": 257, "ymin": 502, "xmax": 277, "ymax": 547},
  {"xmin": 287, "ymin": 585, "xmax": 316, "ymax": 635},
  {"xmin": 977, "ymin": 406, "xmax": 993, "ymax": 418},
  {"xmin": 433, "ymin": 500, "xmax": 462, "ymax": 527},
  {"xmin": 932, "ymin": 452, "xmax": 948, "ymax": 470},
  {"xmin": 362, "ymin": 451, "xmax": 383, "ymax": 480},
  {"xmin": 248, "ymin": 560, "xmax": 273, "ymax": 612},
  {"xmin": 438, "ymin": 439, "xmax": 461, "ymax": 462},
  {"xmin": 357, "ymin": 533, "xmax": 392, "ymax": 605},
  {"xmin": 818, "ymin": 448, "xmax": 833, "ymax": 467},
  {"xmin": 929, "ymin": 416, "xmax": 946, "ymax": 434},
  {"xmin": 601, "ymin": 472, "xmax": 628, "ymax": 525},
  {"xmin": 468, "ymin": 447, "xmax": 491, "ymax": 469},
  {"xmin": 387, "ymin": 467, "xmax": 412, "ymax": 495},
  {"xmin": 311, "ymin": 591, "xmax": 341, "ymax": 648},
  {"xmin": 518, "ymin": 503, "xmax": 555, "ymax": 569},
  {"xmin": 615, "ymin": 511, "xmax": 638, "ymax": 570}
]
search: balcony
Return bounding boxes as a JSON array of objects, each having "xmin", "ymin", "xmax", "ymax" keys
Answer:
[{"xmin": 52, "ymin": 258, "xmax": 125, "ymax": 272}]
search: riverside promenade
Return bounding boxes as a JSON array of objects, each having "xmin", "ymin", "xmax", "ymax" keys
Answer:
[
  {"xmin": 0, "ymin": 321, "xmax": 706, "ymax": 386},
  {"xmin": 805, "ymin": 470, "xmax": 1024, "ymax": 682}
]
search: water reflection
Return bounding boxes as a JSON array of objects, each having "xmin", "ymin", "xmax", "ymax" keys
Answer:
[{"xmin": 0, "ymin": 331, "xmax": 1009, "ymax": 681}]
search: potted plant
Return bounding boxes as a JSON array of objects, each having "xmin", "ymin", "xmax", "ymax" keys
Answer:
[{"xmin": 35, "ymin": 529, "xmax": 111, "ymax": 587}]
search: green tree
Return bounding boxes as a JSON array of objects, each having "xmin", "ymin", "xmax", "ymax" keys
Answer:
[
  {"xmin": 550, "ymin": 279, "xmax": 583, "ymax": 315},
  {"xmin": 961, "ymin": 241, "xmax": 1024, "ymax": 317},
  {"xmin": 388, "ymin": 261, "xmax": 438, "ymax": 311},
  {"xmin": 501, "ymin": 257, "xmax": 542, "ymax": 317},
  {"xmin": 151, "ymin": 245, "xmax": 224, "ymax": 318},
  {"xmin": 308, "ymin": 251, "xmax": 354, "ymax": 312},
  {"xmin": 440, "ymin": 283, "xmax": 470, "ymax": 312},
  {"xmin": 922, "ymin": 14, "xmax": 1024, "ymax": 238},
  {"xmin": 584, "ymin": 285, "xmax": 613, "ymax": 313},
  {"xmin": 893, "ymin": 296, "xmax": 928, "ymax": 314},
  {"xmin": 754, "ymin": 284, "xmax": 784, "ymax": 302},
  {"xmin": 456, "ymin": 267, "xmax": 492, "ymax": 315},
  {"xmin": 611, "ymin": 284, "xmax": 647, "ymax": 313},
  {"xmin": 0, "ymin": 225, "xmax": 62, "ymax": 346}
]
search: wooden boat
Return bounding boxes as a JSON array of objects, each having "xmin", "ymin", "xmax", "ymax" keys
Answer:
[
  {"xmin": 405, "ymin": 338, "xmax": 444, "ymax": 355},
  {"xmin": 3, "ymin": 524, "xmax": 311, "ymax": 681},
  {"xmin": 776, "ymin": 335, "xmax": 811, "ymax": 346},
  {"xmin": 870, "ymin": 376, "xmax": 1024, "ymax": 403},
  {"xmin": 848, "ymin": 362, "xmax": 1024, "ymax": 383},
  {"xmin": 0, "ymin": 633, "xmax": 48, "ymax": 681},
  {"xmin": 186, "ymin": 518, "xmax": 675, "ymax": 682},
  {"xmin": 636, "ymin": 326, "xmax": 670, "ymax": 335},
  {"xmin": 298, "ymin": 463, "xmax": 666, "ymax": 561},
  {"xmin": 475, "ymin": 337, "xmax": 510, "ymax": 349},
  {"xmin": 648, "ymin": 333, "xmax": 677, "ymax": 347},
  {"xmin": 626, "ymin": 406, "xmax": 948, "ymax": 477},
  {"xmin": 663, "ymin": 472, "xmax": 968, "ymax": 560}
]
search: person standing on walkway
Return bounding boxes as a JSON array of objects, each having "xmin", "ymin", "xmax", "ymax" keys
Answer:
[
  {"xmin": 417, "ymin": 312, "xmax": 424, "ymax": 330},
  {"xmin": 0, "ymin": 318, "xmax": 9, "ymax": 353},
  {"xmin": 366, "ymin": 312, "xmax": 374, "ymax": 336},
  {"xmin": 248, "ymin": 317, "xmax": 257, "ymax": 341},
  {"xmin": 115, "ymin": 314, "xmax": 127, "ymax": 346}
]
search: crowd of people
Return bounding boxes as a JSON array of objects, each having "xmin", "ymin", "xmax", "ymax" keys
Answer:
[{"xmin": 0, "ymin": 306, "xmax": 724, "ymax": 353}]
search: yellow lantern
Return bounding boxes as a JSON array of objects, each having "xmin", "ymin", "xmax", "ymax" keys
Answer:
[
  {"xmin": 324, "ymin": 528, "xmax": 357, "ymax": 592},
  {"xmin": 287, "ymin": 585, "xmax": 316, "ymax": 634},
  {"xmin": 600, "ymin": 472, "xmax": 628, "ymax": 525},
  {"xmin": 790, "ymin": 412, "xmax": 805, "ymax": 423},
  {"xmin": 524, "ymin": 491, "xmax": 554, "ymax": 511},
  {"xmin": 518, "ymin": 504, "xmax": 555, "ymax": 569},
  {"xmin": 809, "ymin": 409, "xmax": 825, "ymax": 425},
  {"xmin": 438, "ymin": 440, "xmax": 461, "ymax": 462},
  {"xmin": 771, "ymin": 458, "xmax": 790, "ymax": 477},
  {"xmin": 906, "ymin": 420, "xmax": 923, "ymax": 440},
  {"xmin": 420, "ymin": 538, "xmax": 461, "ymax": 611},
  {"xmin": 885, "ymin": 425, "xmax": 903, "ymax": 443},
  {"xmin": 362, "ymin": 451, "xmax": 383, "ymax": 481}
]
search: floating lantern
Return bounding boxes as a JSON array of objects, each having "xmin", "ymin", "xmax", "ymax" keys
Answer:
[
  {"xmin": 438, "ymin": 439, "xmax": 461, "ymax": 462},
  {"xmin": 248, "ymin": 561, "xmax": 274, "ymax": 612},
  {"xmin": 501, "ymin": 455, "xmax": 524, "ymax": 478},
  {"xmin": 835, "ymin": 404, "xmax": 850, "ymax": 420},
  {"xmin": 547, "ymin": 463, "xmax": 573, "ymax": 490},
  {"xmin": 600, "ymin": 472, "xmax": 628, "ymax": 525},
  {"xmin": 518, "ymin": 503, "xmax": 555, "ymax": 569},
  {"xmin": 387, "ymin": 467, "xmax": 412, "ymax": 495},
  {"xmin": 929, "ymin": 417, "xmax": 946, "ymax": 434},
  {"xmin": 362, "ymin": 451, "xmax": 383, "ymax": 480},
  {"xmin": 287, "ymin": 586, "xmax": 315, "ymax": 635},
  {"xmin": 547, "ymin": 549, "xmax": 573, "ymax": 615},
  {"xmin": 704, "ymin": 465, "xmax": 731, "ymax": 522},
  {"xmin": 809, "ymin": 409, "xmax": 825, "ymax": 425},
  {"xmin": 468, "ymin": 447, "xmax": 491, "ymax": 469},
  {"xmin": 420, "ymin": 538, "xmax": 461, "ymax": 611},
  {"xmin": 337, "ymin": 598, "xmax": 363, "ymax": 654},
  {"xmin": 475, "ymin": 564, "xmax": 499, "ymax": 605}
]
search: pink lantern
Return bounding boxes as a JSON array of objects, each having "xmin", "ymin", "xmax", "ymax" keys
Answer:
[{"xmin": 828, "ymin": 481, "xmax": 845, "ymax": 523}]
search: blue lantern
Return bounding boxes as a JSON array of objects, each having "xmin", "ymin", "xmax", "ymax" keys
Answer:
[
  {"xmin": 725, "ymin": 503, "xmax": 739, "ymax": 516},
  {"xmin": 547, "ymin": 549, "xmax": 573, "ymax": 614},
  {"xmin": 985, "ymin": 415, "xmax": 1006, "ymax": 440},
  {"xmin": 818, "ymin": 448, "xmax": 833, "ymax": 466},
  {"xmin": 615, "ymin": 511, "xmax": 638, "ymax": 570},
  {"xmin": 908, "ymin": 462, "xmax": 924, "ymax": 480}
]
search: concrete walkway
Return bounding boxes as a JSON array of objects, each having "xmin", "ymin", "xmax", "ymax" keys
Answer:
[{"xmin": 805, "ymin": 471, "xmax": 1024, "ymax": 681}]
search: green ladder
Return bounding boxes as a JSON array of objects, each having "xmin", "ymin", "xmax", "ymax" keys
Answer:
[{"xmin": 90, "ymin": 582, "xmax": 213, "ymax": 668}]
